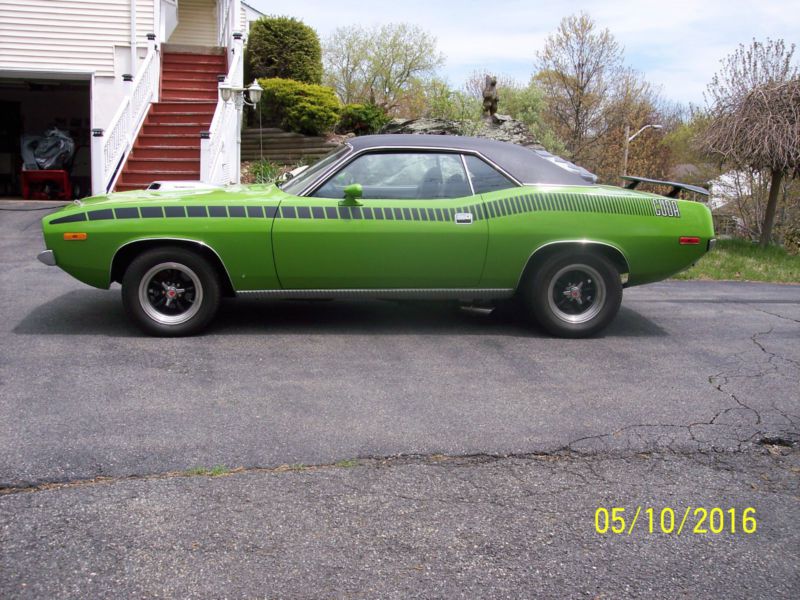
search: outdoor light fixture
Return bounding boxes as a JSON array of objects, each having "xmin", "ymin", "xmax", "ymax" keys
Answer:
[
  {"xmin": 622, "ymin": 123, "xmax": 664, "ymax": 178},
  {"xmin": 218, "ymin": 79, "xmax": 263, "ymax": 108},
  {"xmin": 214, "ymin": 78, "xmax": 264, "ymax": 186},
  {"xmin": 219, "ymin": 83, "xmax": 233, "ymax": 103},
  {"xmin": 247, "ymin": 80, "xmax": 263, "ymax": 105}
]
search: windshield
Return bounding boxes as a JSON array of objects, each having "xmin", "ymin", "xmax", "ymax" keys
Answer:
[{"xmin": 280, "ymin": 145, "xmax": 351, "ymax": 196}]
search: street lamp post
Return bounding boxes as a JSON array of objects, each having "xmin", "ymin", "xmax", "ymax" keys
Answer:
[
  {"xmin": 218, "ymin": 79, "xmax": 263, "ymax": 184},
  {"xmin": 622, "ymin": 123, "xmax": 663, "ymax": 180}
]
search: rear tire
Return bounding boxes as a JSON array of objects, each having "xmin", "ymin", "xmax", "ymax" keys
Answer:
[
  {"xmin": 121, "ymin": 247, "xmax": 221, "ymax": 336},
  {"xmin": 522, "ymin": 251, "xmax": 622, "ymax": 338}
]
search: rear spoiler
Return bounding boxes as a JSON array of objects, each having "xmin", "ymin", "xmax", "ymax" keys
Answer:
[{"xmin": 622, "ymin": 176, "xmax": 709, "ymax": 198}]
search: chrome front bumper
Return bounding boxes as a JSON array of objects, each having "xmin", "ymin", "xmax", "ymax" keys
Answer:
[{"xmin": 37, "ymin": 250, "xmax": 56, "ymax": 266}]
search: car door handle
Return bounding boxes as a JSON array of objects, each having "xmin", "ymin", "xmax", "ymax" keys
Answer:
[{"xmin": 454, "ymin": 212, "xmax": 473, "ymax": 225}]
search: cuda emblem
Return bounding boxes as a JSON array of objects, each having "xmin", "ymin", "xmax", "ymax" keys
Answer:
[{"xmin": 652, "ymin": 198, "xmax": 680, "ymax": 218}]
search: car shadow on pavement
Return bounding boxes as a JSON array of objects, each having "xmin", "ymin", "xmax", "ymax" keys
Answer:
[
  {"xmin": 13, "ymin": 289, "xmax": 137, "ymax": 337},
  {"xmin": 14, "ymin": 292, "xmax": 667, "ymax": 338},
  {"xmin": 209, "ymin": 298, "xmax": 667, "ymax": 338}
]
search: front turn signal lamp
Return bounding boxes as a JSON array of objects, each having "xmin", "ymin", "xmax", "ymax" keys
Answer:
[{"xmin": 64, "ymin": 232, "xmax": 88, "ymax": 241}]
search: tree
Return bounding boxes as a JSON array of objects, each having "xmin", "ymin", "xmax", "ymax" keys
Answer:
[
  {"xmin": 248, "ymin": 16, "xmax": 323, "ymax": 84},
  {"xmin": 535, "ymin": 13, "xmax": 623, "ymax": 164},
  {"xmin": 697, "ymin": 39, "xmax": 799, "ymax": 246},
  {"xmin": 323, "ymin": 23, "xmax": 445, "ymax": 112}
]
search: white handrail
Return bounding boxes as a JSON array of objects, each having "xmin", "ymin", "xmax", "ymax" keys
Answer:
[
  {"xmin": 91, "ymin": 37, "xmax": 160, "ymax": 195},
  {"xmin": 201, "ymin": 33, "xmax": 244, "ymax": 185}
]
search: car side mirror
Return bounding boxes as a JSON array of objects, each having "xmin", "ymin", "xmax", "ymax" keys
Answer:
[{"xmin": 340, "ymin": 183, "xmax": 363, "ymax": 206}]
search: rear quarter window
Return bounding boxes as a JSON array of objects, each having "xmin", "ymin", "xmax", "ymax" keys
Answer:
[{"xmin": 464, "ymin": 155, "xmax": 516, "ymax": 194}]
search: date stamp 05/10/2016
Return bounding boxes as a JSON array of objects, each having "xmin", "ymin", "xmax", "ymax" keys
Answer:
[{"xmin": 594, "ymin": 507, "xmax": 757, "ymax": 535}]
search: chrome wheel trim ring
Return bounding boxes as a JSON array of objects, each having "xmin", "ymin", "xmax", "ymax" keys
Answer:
[
  {"xmin": 546, "ymin": 263, "xmax": 606, "ymax": 325},
  {"xmin": 138, "ymin": 262, "xmax": 203, "ymax": 326}
]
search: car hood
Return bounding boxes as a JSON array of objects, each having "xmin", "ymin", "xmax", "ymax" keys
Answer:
[
  {"xmin": 44, "ymin": 184, "xmax": 283, "ymax": 221},
  {"xmin": 80, "ymin": 183, "xmax": 280, "ymax": 206}
]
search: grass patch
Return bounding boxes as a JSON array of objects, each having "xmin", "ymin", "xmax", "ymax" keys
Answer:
[
  {"xmin": 184, "ymin": 465, "xmax": 229, "ymax": 477},
  {"xmin": 673, "ymin": 239, "xmax": 800, "ymax": 283},
  {"xmin": 335, "ymin": 458, "xmax": 359, "ymax": 468}
]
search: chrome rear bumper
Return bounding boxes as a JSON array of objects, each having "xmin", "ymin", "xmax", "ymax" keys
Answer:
[{"xmin": 37, "ymin": 250, "xmax": 56, "ymax": 266}]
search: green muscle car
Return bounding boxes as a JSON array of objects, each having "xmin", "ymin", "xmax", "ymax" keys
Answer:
[{"xmin": 38, "ymin": 135, "xmax": 715, "ymax": 337}]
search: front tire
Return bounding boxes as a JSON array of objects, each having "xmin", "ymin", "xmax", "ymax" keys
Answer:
[
  {"xmin": 121, "ymin": 247, "xmax": 221, "ymax": 336},
  {"xmin": 522, "ymin": 251, "xmax": 622, "ymax": 338}
]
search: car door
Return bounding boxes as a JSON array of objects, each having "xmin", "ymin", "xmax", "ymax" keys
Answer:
[{"xmin": 271, "ymin": 151, "xmax": 489, "ymax": 289}]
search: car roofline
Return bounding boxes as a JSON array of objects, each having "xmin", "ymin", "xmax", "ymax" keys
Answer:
[{"xmin": 296, "ymin": 143, "xmax": 523, "ymax": 197}]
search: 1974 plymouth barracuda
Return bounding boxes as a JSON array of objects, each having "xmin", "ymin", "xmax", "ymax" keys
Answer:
[{"xmin": 38, "ymin": 135, "xmax": 715, "ymax": 337}]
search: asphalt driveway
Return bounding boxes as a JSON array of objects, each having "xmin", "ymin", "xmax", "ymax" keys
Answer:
[{"xmin": 1, "ymin": 202, "xmax": 798, "ymax": 598}]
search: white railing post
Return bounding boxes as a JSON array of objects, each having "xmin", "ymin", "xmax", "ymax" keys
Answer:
[
  {"xmin": 122, "ymin": 73, "xmax": 134, "ymax": 151},
  {"xmin": 232, "ymin": 31, "xmax": 243, "ymax": 184},
  {"xmin": 91, "ymin": 128, "xmax": 105, "ymax": 196},
  {"xmin": 200, "ymin": 131, "xmax": 211, "ymax": 181},
  {"xmin": 147, "ymin": 32, "xmax": 159, "ymax": 103}
]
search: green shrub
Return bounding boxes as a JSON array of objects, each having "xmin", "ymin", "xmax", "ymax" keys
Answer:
[
  {"xmin": 258, "ymin": 78, "xmax": 340, "ymax": 135},
  {"xmin": 247, "ymin": 16, "xmax": 323, "ymax": 84},
  {"xmin": 336, "ymin": 103, "xmax": 390, "ymax": 135},
  {"xmin": 247, "ymin": 160, "xmax": 282, "ymax": 184}
]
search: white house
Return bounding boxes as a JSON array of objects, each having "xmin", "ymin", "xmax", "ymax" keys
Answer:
[{"xmin": 0, "ymin": 0, "xmax": 264, "ymax": 197}]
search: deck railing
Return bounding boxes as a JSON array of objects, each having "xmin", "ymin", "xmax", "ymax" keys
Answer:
[
  {"xmin": 200, "ymin": 33, "xmax": 244, "ymax": 185},
  {"xmin": 91, "ymin": 36, "xmax": 160, "ymax": 195}
]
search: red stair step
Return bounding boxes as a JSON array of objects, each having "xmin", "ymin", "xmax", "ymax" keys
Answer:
[
  {"xmin": 126, "ymin": 158, "xmax": 200, "ymax": 171},
  {"xmin": 138, "ymin": 134, "xmax": 202, "ymax": 146},
  {"xmin": 161, "ymin": 90, "xmax": 219, "ymax": 101},
  {"xmin": 147, "ymin": 112, "xmax": 214, "ymax": 124},
  {"xmin": 141, "ymin": 123, "xmax": 208, "ymax": 135},
  {"xmin": 150, "ymin": 101, "xmax": 217, "ymax": 114},
  {"xmin": 131, "ymin": 146, "xmax": 200, "ymax": 159},
  {"xmin": 163, "ymin": 54, "xmax": 226, "ymax": 65},
  {"xmin": 120, "ymin": 170, "xmax": 201, "ymax": 185}
]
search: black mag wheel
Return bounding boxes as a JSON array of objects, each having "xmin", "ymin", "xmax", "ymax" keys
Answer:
[
  {"xmin": 122, "ymin": 247, "xmax": 221, "ymax": 336},
  {"xmin": 524, "ymin": 251, "xmax": 622, "ymax": 338}
]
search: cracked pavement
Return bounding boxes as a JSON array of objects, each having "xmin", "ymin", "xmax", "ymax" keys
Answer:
[{"xmin": 1, "ymin": 202, "xmax": 799, "ymax": 598}]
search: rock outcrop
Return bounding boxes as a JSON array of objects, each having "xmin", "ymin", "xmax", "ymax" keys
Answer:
[{"xmin": 381, "ymin": 114, "xmax": 543, "ymax": 149}]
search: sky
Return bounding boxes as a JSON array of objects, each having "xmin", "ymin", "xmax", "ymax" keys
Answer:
[{"xmin": 247, "ymin": 0, "xmax": 799, "ymax": 107}]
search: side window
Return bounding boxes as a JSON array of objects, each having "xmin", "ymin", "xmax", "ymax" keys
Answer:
[
  {"xmin": 463, "ymin": 155, "xmax": 516, "ymax": 194},
  {"xmin": 311, "ymin": 152, "xmax": 472, "ymax": 200}
]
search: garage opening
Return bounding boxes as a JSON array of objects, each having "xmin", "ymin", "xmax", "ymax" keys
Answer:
[{"xmin": 0, "ymin": 75, "xmax": 91, "ymax": 199}]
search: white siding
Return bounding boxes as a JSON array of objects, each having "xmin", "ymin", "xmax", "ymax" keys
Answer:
[
  {"xmin": 168, "ymin": 0, "xmax": 216, "ymax": 45},
  {"xmin": 0, "ymin": 0, "xmax": 155, "ymax": 77},
  {"xmin": 240, "ymin": 2, "xmax": 262, "ymax": 35},
  {"xmin": 136, "ymin": 0, "xmax": 155, "ymax": 45}
]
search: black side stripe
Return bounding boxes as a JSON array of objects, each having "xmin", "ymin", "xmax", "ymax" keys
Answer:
[
  {"xmin": 49, "ymin": 194, "xmax": 665, "ymax": 227},
  {"xmin": 88, "ymin": 209, "xmax": 114, "ymax": 221},
  {"xmin": 50, "ymin": 212, "xmax": 87, "ymax": 225},
  {"xmin": 115, "ymin": 207, "xmax": 139, "ymax": 219},
  {"xmin": 141, "ymin": 206, "xmax": 163, "ymax": 218},
  {"xmin": 164, "ymin": 206, "xmax": 185, "ymax": 217}
]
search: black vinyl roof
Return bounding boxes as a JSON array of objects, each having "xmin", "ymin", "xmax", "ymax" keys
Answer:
[{"xmin": 348, "ymin": 134, "xmax": 597, "ymax": 186}]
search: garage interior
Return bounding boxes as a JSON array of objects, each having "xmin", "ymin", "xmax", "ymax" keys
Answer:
[{"xmin": 0, "ymin": 76, "xmax": 91, "ymax": 199}]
